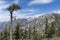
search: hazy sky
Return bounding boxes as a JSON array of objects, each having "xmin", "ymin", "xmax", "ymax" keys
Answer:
[{"xmin": 0, "ymin": 0, "xmax": 60, "ymax": 22}]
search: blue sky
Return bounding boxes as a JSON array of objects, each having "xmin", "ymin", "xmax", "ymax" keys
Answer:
[{"xmin": 0, "ymin": 0, "xmax": 60, "ymax": 22}]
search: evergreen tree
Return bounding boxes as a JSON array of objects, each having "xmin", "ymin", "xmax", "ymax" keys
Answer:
[
  {"xmin": 45, "ymin": 18, "xmax": 48, "ymax": 34},
  {"xmin": 28, "ymin": 27, "xmax": 32, "ymax": 39},
  {"xmin": 45, "ymin": 20, "xmax": 55, "ymax": 38},
  {"xmin": 3, "ymin": 28, "xmax": 9, "ymax": 40},
  {"xmin": 20, "ymin": 29, "xmax": 25, "ymax": 40},
  {"xmin": 50, "ymin": 22, "xmax": 55, "ymax": 36},
  {"xmin": 7, "ymin": 4, "xmax": 21, "ymax": 40},
  {"xmin": 0, "ymin": 32, "xmax": 3, "ymax": 40},
  {"xmin": 33, "ymin": 27, "xmax": 38, "ymax": 40},
  {"xmin": 24, "ymin": 27, "xmax": 28, "ymax": 40},
  {"xmin": 49, "ymin": 22, "xmax": 55, "ymax": 38},
  {"xmin": 14, "ymin": 23, "xmax": 20, "ymax": 40}
]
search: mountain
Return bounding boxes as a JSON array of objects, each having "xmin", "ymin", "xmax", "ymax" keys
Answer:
[
  {"xmin": 0, "ymin": 18, "xmax": 29, "ymax": 31},
  {"xmin": 27, "ymin": 13, "xmax": 60, "ymax": 32},
  {"xmin": 0, "ymin": 13, "xmax": 60, "ymax": 32}
]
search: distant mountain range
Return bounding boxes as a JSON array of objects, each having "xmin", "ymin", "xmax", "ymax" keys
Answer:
[{"xmin": 0, "ymin": 13, "xmax": 60, "ymax": 32}]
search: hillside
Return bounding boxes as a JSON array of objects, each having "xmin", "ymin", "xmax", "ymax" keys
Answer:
[{"xmin": 0, "ymin": 13, "xmax": 60, "ymax": 32}]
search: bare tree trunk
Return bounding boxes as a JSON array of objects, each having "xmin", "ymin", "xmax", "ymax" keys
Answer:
[{"xmin": 9, "ymin": 12, "xmax": 13, "ymax": 40}]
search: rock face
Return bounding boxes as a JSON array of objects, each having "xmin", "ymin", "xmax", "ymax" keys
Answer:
[
  {"xmin": 25, "ymin": 13, "xmax": 60, "ymax": 33},
  {"xmin": 0, "ymin": 13, "xmax": 60, "ymax": 32}
]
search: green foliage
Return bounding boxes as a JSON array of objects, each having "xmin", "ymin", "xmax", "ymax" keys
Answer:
[
  {"xmin": 7, "ymin": 4, "xmax": 21, "ymax": 12},
  {"xmin": 1, "ymin": 19, "xmax": 60, "ymax": 40},
  {"xmin": 32, "ymin": 27, "xmax": 38, "ymax": 40},
  {"xmin": 7, "ymin": 4, "xmax": 21, "ymax": 40},
  {"xmin": 0, "ymin": 32, "xmax": 3, "ymax": 40},
  {"xmin": 28, "ymin": 27, "xmax": 32, "ymax": 39},
  {"xmin": 45, "ymin": 18, "xmax": 48, "ymax": 34},
  {"xmin": 45, "ymin": 18, "xmax": 55, "ymax": 38},
  {"xmin": 20, "ymin": 29, "xmax": 25, "ymax": 40},
  {"xmin": 3, "ymin": 28, "xmax": 9, "ymax": 40},
  {"xmin": 14, "ymin": 23, "xmax": 20, "ymax": 40},
  {"xmin": 0, "ymin": 28, "xmax": 9, "ymax": 40},
  {"xmin": 23, "ymin": 27, "xmax": 28, "ymax": 40}
]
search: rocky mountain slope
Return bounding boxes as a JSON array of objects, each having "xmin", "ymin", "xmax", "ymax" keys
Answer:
[
  {"xmin": 28, "ymin": 13, "xmax": 60, "ymax": 32},
  {"xmin": 0, "ymin": 13, "xmax": 60, "ymax": 32}
]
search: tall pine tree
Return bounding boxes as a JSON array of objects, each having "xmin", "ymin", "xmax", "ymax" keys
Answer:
[{"xmin": 14, "ymin": 22, "xmax": 20, "ymax": 40}]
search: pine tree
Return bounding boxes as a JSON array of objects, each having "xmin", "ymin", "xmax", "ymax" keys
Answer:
[
  {"xmin": 50, "ymin": 22, "xmax": 55, "ymax": 36},
  {"xmin": 0, "ymin": 32, "xmax": 3, "ymax": 40},
  {"xmin": 20, "ymin": 29, "xmax": 25, "ymax": 40},
  {"xmin": 3, "ymin": 28, "xmax": 9, "ymax": 40},
  {"xmin": 24, "ymin": 27, "xmax": 28, "ymax": 40},
  {"xmin": 28, "ymin": 27, "xmax": 32, "ymax": 39},
  {"xmin": 45, "ymin": 19, "xmax": 55, "ymax": 38},
  {"xmin": 7, "ymin": 4, "xmax": 21, "ymax": 40},
  {"xmin": 33, "ymin": 27, "xmax": 38, "ymax": 40},
  {"xmin": 14, "ymin": 23, "xmax": 20, "ymax": 40},
  {"xmin": 45, "ymin": 18, "xmax": 48, "ymax": 34}
]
